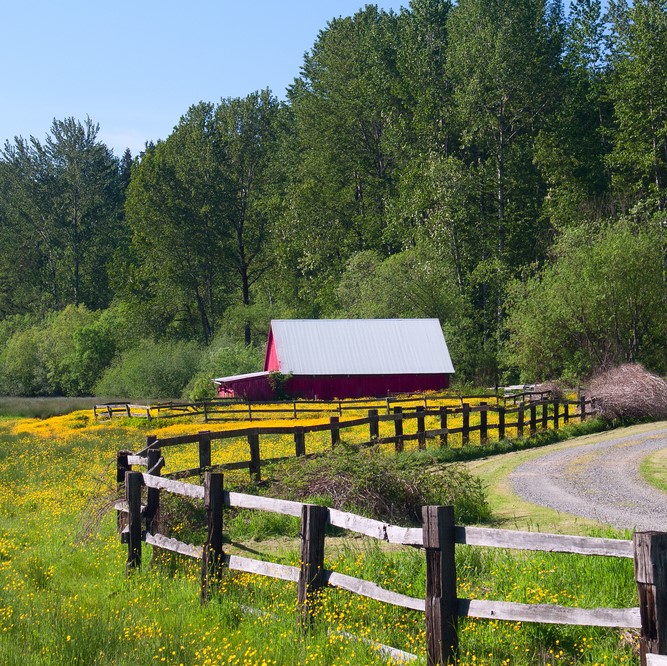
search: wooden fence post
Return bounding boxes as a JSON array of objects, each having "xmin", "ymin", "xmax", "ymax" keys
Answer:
[
  {"xmin": 330, "ymin": 416, "xmax": 340, "ymax": 447},
  {"xmin": 198, "ymin": 431, "xmax": 212, "ymax": 474},
  {"xmin": 248, "ymin": 432, "xmax": 261, "ymax": 482},
  {"xmin": 394, "ymin": 407, "xmax": 404, "ymax": 453},
  {"xmin": 203, "ymin": 401, "xmax": 208, "ymax": 423},
  {"xmin": 530, "ymin": 403, "xmax": 537, "ymax": 437},
  {"xmin": 462, "ymin": 403, "xmax": 470, "ymax": 446},
  {"xmin": 298, "ymin": 504, "xmax": 328, "ymax": 629},
  {"xmin": 541, "ymin": 399, "xmax": 548, "ymax": 431},
  {"xmin": 126, "ymin": 471, "xmax": 143, "ymax": 574},
  {"xmin": 423, "ymin": 505, "xmax": 458, "ymax": 666},
  {"xmin": 553, "ymin": 400, "xmax": 559, "ymax": 430},
  {"xmin": 479, "ymin": 402, "xmax": 488, "ymax": 445},
  {"xmin": 338, "ymin": 400, "xmax": 342, "ymax": 416},
  {"xmin": 125, "ymin": 403, "xmax": 131, "ymax": 418},
  {"xmin": 634, "ymin": 531, "xmax": 667, "ymax": 664},
  {"xmin": 295, "ymin": 427, "xmax": 306, "ymax": 457},
  {"xmin": 116, "ymin": 450, "xmax": 131, "ymax": 530},
  {"xmin": 517, "ymin": 403, "xmax": 525, "ymax": 438},
  {"xmin": 201, "ymin": 472, "xmax": 225, "ymax": 604},
  {"xmin": 145, "ymin": 446, "xmax": 161, "ymax": 535},
  {"xmin": 248, "ymin": 402, "xmax": 253, "ymax": 421},
  {"xmin": 498, "ymin": 406, "xmax": 506, "ymax": 441},
  {"xmin": 417, "ymin": 406, "xmax": 426, "ymax": 450},
  {"xmin": 439, "ymin": 407, "xmax": 448, "ymax": 448},
  {"xmin": 369, "ymin": 409, "xmax": 379, "ymax": 440},
  {"xmin": 580, "ymin": 395, "xmax": 587, "ymax": 422},
  {"xmin": 563, "ymin": 401, "xmax": 570, "ymax": 424},
  {"xmin": 293, "ymin": 401, "xmax": 298, "ymax": 419}
]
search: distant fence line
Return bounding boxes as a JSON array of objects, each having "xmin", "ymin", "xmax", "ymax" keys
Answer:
[
  {"xmin": 115, "ymin": 464, "xmax": 666, "ymax": 666},
  {"xmin": 94, "ymin": 388, "xmax": 559, "ymax": 423},
  {"xmin": 116, "ymin": 397, "xmax": 595, "ymax": 484}
]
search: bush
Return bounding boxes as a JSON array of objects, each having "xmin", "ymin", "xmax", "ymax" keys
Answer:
[
  {"xmin": 184, "ymin": 335, "xmax": 264, "ymax": 401},
  {"xmin": 267, "ymin": 444, "xmax": 490, "ymax": 525},
  {"xmin": 504, "ymin": 220, "xmax": 667, "ymax": 381},
  {"xmin": 94, "ymin": 338, "xmax": 202, "ymax": 400},
  {"xmin": 0, "ymin": 326, "xmax": 48, "ymax": 395},
  {"xmin": 0, "ymin": 304, "xmax": 130, "ymax": 397}
]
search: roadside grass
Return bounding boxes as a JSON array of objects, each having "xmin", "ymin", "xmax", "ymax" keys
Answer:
[
  {"xmin": 0, "ymin": 409, "xmax": 644, "ymax": 664},
  {"xmin": 639, "ymin": 441, "xmax": 667, "ymax": 494}
]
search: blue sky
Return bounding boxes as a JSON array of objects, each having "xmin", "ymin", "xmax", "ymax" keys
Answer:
[{"xmin": 1, "ymin": 1, "xmax": 405, "ymax": 157}]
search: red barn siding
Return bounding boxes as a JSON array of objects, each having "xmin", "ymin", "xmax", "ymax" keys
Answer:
[
  {"xmin": 217, "ymin": 373, "xmax": 449, "ymax": 401},
  {"xmin": 264, "ymin": 329, "xmax": 280, "ymax": 372},
  {"xmin": 285, "ymin": 373, "xmax": 449, "ymax": 400},
  {"xmin": 216, "ymin": 374, "xmax": 273, "ymax": 400}
]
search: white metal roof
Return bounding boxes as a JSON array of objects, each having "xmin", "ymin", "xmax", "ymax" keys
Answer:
[
  {"xmin": 270, "ymin": 319, "xmax": 454, "ymax": 376},
  {"xmin": 212, "ymin": 371, "xmax": 270, "ymax": 384}
]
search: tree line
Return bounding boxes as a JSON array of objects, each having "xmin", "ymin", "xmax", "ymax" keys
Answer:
[{"xmin": 0, "ymin": 0, "xmax": 665, "ymax": 398}]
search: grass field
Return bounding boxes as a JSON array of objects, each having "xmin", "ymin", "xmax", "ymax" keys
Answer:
[{"xmin": 0, "ymin": 405, "xmax": 642, "ymax": 664}]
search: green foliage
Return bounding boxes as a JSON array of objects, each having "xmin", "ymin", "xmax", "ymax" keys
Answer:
[
  {"xmin": 0, "ymin": 304, "xmax": 131, "ymax": 397},
  {"xmin": 607, "ymin": 0, "xmax": 667, "ymax": 203},
  {"xmin": 266, "ymin": 372, "xmax": 292, "ymax": 400},
  {"xmin": 504, "ymin": 219, "xmax": 667, "ymax": 380},
  {"xmin": 1, "ymin": 1, "xmax": 667, "ymax": 389},
  {"xmin": 0, "ymin": 117, "xmax": 125, "ymax": 314},
  {"xmin": 0, "ymin": 326, "xmax": 48, "ymax": 396},
  {"xmin": 124, "ymin": 92, "xmax": 281, "ymax": 345},
  {"xmin": 184, "ymin": 335, "xmax": 264, "ymax": 401},
  {"xmin": 94, "ymin": 338, "xmax": 202, "ymax": 400}
]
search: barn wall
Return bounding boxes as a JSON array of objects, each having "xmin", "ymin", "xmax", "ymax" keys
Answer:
[
  {"xmin": 218, "ymin": 372, "xmax": 450, "ymax": 401},
  {"xmin": 286, "ymin": 374, "xmax": 449, "ymax": 400},
  {"xmin": 216, "ymin": 375, "xmax": 274, "ymax": 400}
]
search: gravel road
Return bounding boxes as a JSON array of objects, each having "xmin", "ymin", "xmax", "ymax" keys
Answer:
[{"xmin": 509, "ymin": 425, "xmax": 667, "ymax": 531}]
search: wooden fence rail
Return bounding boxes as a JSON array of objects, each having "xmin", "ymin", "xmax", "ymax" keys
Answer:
[
  {"xmin": 124, "ymin": 398, "xmax": 595, "ymax": 484},
  {"xmin": 95, "ymin": 390, "xmax": 559, "ymax": 423},
  {"xmin": 116, "ymin": 468, "xmax": 663, "ymax": 666}
]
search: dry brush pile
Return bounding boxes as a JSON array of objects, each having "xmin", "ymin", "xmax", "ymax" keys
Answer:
[{"xmin": 587, "ymin": 363, "xmax": 667, "ymax": 421}]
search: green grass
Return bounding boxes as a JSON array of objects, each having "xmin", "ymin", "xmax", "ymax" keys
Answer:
[
  {"xmin": 0, "ymin": 415, "xmax": 644, "ymax": 665},
  {"xmin": 640, "ymin": 445, "xmax": 667, "ymax": 494}
]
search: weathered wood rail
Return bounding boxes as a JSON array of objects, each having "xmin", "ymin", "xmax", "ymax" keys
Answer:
[
  {"xmin": 116, "ymin": 466, "xmax": 665, "ymax": 666},
  {"xmin": 120, "ymin": 397, "xmax": 595, "ymax": 484}
]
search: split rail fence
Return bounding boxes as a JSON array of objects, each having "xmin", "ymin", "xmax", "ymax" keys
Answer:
[
  {"xmin": 116, "ymin": 462, "xmax": 666, "ymax": 666},
  {"xmin": 94, "ymin": 389, "xmax": 557, "ymax": 423},
  {"xmin": 119, "ymin": 397, "xmax": 595, "ymax": 485}
]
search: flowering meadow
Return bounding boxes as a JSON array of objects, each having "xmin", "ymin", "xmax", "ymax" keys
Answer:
[{"xmin": 0, "ymin": 404, "xmax": 640, "ymax": 664}]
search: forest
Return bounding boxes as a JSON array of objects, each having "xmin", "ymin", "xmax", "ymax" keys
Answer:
[{"xmin": 0, "ymin": 0, "xmax": 665, "ymax": 400}]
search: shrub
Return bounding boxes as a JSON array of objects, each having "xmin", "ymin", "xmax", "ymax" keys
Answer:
[
  {"xmin": 183, "ymin": 335, "xmax": 264, "ymax": 401},
  {"xmin": 587, "ymin": 363, "xmax": 667, "ymax": 421},
  {"xmin": 94, "ymin": 338, "xmax": 202, "ymax": 399},
  {"xmin": 0, "ymin": 326, "xmax": 48, "ymax": 395},
  {"xmin": 267, "ymin": 444, "xmax": 490, "ymax": 525}
]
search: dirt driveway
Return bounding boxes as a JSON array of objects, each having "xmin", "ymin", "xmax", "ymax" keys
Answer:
[{"xmin": 509, "ymin": 423, "xmax": 667, "ymax": 532}]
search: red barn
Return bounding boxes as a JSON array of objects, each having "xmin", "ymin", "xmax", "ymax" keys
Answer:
[{"xmin": 213, "ymin": 318, "xmax": 454, "ymax": 400}]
